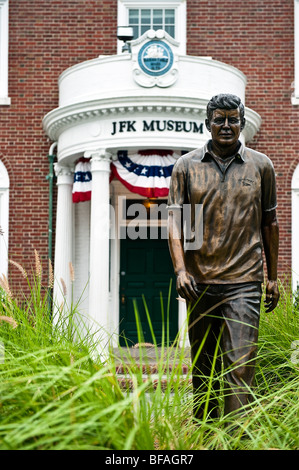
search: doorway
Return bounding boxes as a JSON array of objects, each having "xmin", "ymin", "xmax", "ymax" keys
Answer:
[{"xmin": 119, "ymin": 227, "xmax": 178, "ymax": 347}]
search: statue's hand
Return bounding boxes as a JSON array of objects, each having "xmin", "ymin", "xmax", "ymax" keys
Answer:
[
  {"xmin": 264, "ymin": 279, "xmax": 280, "ymax": 313},
  {"xmin": 176, "ymin": 270, "xmax": 199, "ymax": 302}
]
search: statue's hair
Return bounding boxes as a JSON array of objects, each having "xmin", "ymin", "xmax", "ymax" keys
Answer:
[{"xmin": 206, "ymin": 94, "xmax": 245, "ymax": 124}]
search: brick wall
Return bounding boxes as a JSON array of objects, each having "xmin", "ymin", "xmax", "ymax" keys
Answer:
[
  {"xmin": 0, "ymin": 0, "xmax": 296, "ymax": 293},
  {"xmin": 1, "ymin": 0, "xmax": 117, "ymax": 293}
]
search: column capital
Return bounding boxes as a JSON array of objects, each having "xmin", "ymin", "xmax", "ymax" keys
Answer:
[
  {"xmin": 54, "ymin": 162, "xmax": 74, "ymax": 178},
  {"xmin": 86, "ymin": 149, "xmax": 112, "ymax": 173},
  {"xmin": 84, "ymin": 148, "xmax": 112, "ymax": 161}
]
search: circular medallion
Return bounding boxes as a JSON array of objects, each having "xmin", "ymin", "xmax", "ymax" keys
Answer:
[{"xmin": 138, "ymin": 40, "xmax": 174, "ymax": 77}]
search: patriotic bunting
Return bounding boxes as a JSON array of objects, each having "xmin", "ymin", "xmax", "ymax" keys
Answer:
[
  {"xmin": 72, "ymin": 150, "xmax": 179, "ymax": 202},
  {"xmin": 111, "ymin": 150, "xmax": 179, "ymax": 198},
  {"xmin": 72, "ymin": 157, "xmax": 92, "ymax": 203}
]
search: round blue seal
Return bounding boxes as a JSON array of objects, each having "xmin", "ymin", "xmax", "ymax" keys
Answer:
[{"xmin": 138, "ymin": 40, "xmax": 174, "ymax": 77}]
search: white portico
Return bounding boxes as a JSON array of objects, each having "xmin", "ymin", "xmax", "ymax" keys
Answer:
[{"xmin": 43, "ymin": 30, "xmax": 261, "ymax": 348}]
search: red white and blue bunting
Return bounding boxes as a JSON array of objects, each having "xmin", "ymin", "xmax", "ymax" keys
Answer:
[
  {"xmin": 72, "ymin": 150, "xmax": 180, "ymax": 202},
  {"xmin": 72, "ymin": 157, "xmax": 92, "ymax": 203},
  {"xmin": 111, "ymin": 150, "xmax": 179, "ymax": 198}
]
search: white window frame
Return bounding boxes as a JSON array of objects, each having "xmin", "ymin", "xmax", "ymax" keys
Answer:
[
  {"xmin": 292, "ymin": 164, "xmax": 299, "ymax": 292},
  {"xmin": 0, "ymin": 0, "xmax": 10, "ymax": 105},
  {"xmin": 292, "ymin": 0, "xmax": 299, "ymax": 104},
  {"xmin": 117, "ymin": 0, "xmax": 186, "ymax": 55},
  {"xmin": 0, "ymin": 160, "xmax": 9, "ymax": 276}
]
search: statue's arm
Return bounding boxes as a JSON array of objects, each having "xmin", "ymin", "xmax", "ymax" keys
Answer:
[
  {"xmin": 168, "ymin": 210, "xmax": 199, "ymax": 302},
  {"xmin": 261, "ymin": 208, "xmax": 280, "ymax": 312}
]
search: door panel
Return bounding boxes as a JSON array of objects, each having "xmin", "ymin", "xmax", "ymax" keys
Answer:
[
  {"xmin": 127, "ymin": 248, "xmax": 147, "ymax": 273},
  {"xmin": 119, "ymin": 228, "xmax": 177, "ymax": 346}
]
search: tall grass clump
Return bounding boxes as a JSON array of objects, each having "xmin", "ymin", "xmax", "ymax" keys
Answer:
[
  {"xmin": 0, "ymin": 258, "xmax": 298, "ymax": 450},
  {"xmin": 0, "ymin": 253, "xmax": 147, "ymax": 450}
]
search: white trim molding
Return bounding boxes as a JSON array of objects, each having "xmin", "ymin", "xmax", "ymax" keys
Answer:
[
  {"xmin": 0, "ymin": 160, "xmax": 9, "ymax": 276},
  {"xmin": 292, "ymin": 164, "xmax": 299, "ymax": 291},
  {"xmin": 0, "ymin": 0, "xmax": 10, "ymax": 105}
]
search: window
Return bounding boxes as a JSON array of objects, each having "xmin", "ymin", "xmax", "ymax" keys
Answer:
[
  {"xmin": 118, "ymin": 0, "xmax": 186, "ymax": 54},
  {"xmin": 0, "ymin": 0, "xmax": 10, "ymax": 105},
  {"xmin": 129, "ymin": 8, "xmax": 175, "ymax": 39}
]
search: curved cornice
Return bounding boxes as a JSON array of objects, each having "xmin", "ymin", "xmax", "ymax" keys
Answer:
[
  {"xmin": 242, "ymin": 107, "xmax": 262, "ymax": 142},
  {"xmin": 43, "ymin": 96, "xmax": 208, "ymax": 141}
]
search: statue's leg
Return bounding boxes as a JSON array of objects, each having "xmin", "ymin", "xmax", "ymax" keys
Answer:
[
  {"xmin": 220, "ymin": 282, "xmax": 262, "ymax": 417},
  {"xmin": 188, "ymin": 285, "xmax": 223, "ymax": 420}
]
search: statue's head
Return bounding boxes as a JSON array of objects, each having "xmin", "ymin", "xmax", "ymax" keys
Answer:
[
  {"xmin": 205, "ymin": 94, "xmax": 246, "ymax": 130},
  {"xmin": 205, "ymin": 94, "xmax": 246, "ymax": 148}
]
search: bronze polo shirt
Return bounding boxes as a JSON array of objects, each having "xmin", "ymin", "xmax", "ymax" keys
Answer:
[{"xmin": 167, "ymin": 140, "xmax": 277, "ymax": 284}]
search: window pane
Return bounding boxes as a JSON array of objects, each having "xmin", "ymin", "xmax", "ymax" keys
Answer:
[
  {"xmin": 131, "ymin": 25, "xmax": 139, "ymax": 39},
  {"xmin": 153, "ymin": 9, "xmax": 163, "ymax": 25},
  {"xmin": 165, "ymin": 9, "xmax": 175, "ymax": 25},
  {"xmin": 129, "ymin": 9, "xmax": 139, "ymax": 25},
  {"xmin": 165, "ymin": 25, "xmax": 175, "ymax": 37},
  {"xmin": 141, "ymin": 9, "xmax": 151, "ymax": 25},
  {"xmin": 141, "ymin": 25, "xmax": 149, "ymax": 35}
]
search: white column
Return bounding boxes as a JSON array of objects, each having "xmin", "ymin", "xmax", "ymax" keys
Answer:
[
  {"xmin": 177, "ymin": 300, "xmax": 190, "ymax": 348},
  {"xmin": 53, "ymin": 163, "xmax": 74, "ymax": 320},
  {"xmin": 87, "ymin": 149, "xmax": 112, "ymax": 349}
]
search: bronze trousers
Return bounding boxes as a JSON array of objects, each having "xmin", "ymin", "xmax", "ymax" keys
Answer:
[{"xmin": 188, "ymin": 282, "xmax": 262, "ymax": 420}]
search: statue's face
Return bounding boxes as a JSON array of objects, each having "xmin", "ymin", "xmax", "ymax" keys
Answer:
[{"xmin": 208, "ymin": 108, "xmax": 242, "ymax": 148}]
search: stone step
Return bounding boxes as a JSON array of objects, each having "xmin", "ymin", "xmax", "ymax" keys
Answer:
[
  {"xmin": 112, "ymin": 345, "xmax": 192, "ymax": 391},
  {"xmin": 117, "ymin": 375, "xmax": 192, "ymax": 392},
  {"xmin": 115, "ymin": 363, "xmax": 190, "ymax": 375},
  {"xmin": 112, "ymin": 345, "xmax": 191, "ymax": 362}
]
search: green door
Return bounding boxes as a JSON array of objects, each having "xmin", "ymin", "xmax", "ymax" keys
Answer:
[{"xmin": 119, "ymin": 228, "xmax": 178, "ymax": 347}]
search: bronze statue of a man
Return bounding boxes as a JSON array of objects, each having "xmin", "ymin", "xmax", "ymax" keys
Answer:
[{"xmin": 167, "ymin": 93, "xmax": 279, "ymax": 420}]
